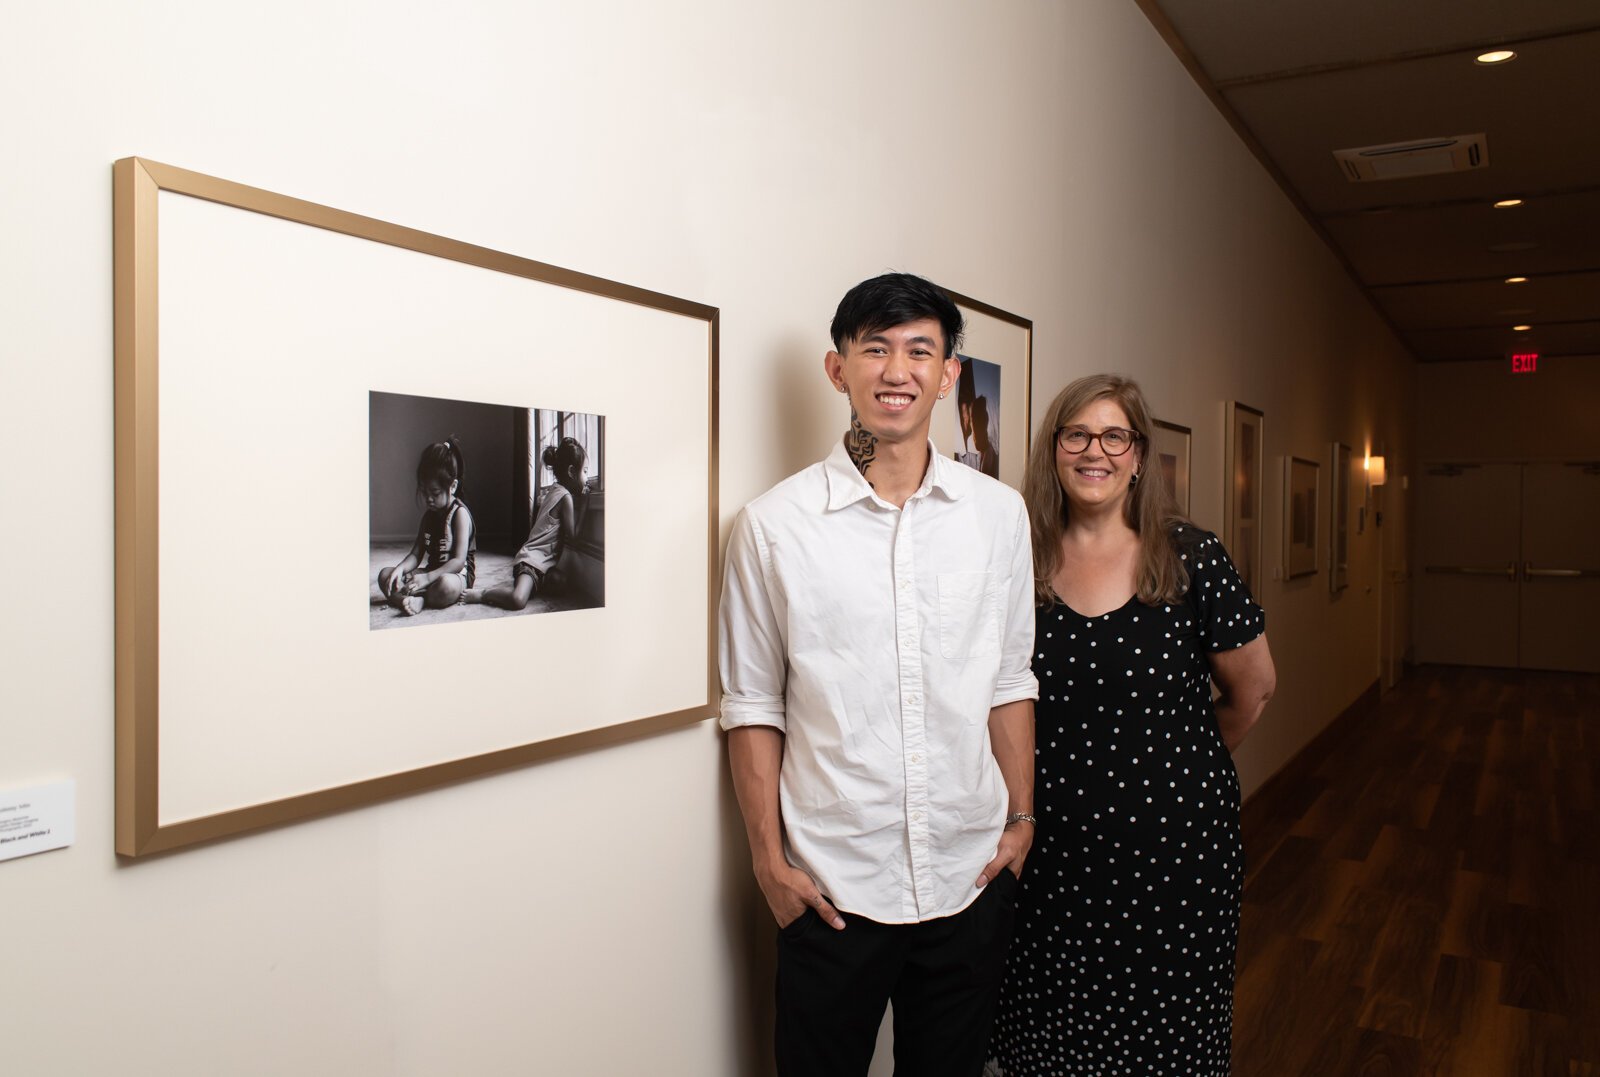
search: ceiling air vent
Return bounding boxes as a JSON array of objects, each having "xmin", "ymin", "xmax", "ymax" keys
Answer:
[{"xmin": 1333, "ymin": 134, "xmax": 1488, "ymax": 182}]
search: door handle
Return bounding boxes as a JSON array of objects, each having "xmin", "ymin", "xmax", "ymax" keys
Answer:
[
  {"xmin": 1523, "ymin": 563, "xmax": 1600, "ymax": 579},
  {"xmin": 1425, "ymin": 564, "xmax": 1517, "ymax": 578}
]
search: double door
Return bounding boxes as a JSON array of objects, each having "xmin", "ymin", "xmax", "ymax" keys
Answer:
[{"xmin": 1415, "ymin": 461, "xmax": 1600, "ymax": 673}]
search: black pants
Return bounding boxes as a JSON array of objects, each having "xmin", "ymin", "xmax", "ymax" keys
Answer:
[{"xmin": 774, "ymin": 871, "xmax": 1017, "ymax": 1077}]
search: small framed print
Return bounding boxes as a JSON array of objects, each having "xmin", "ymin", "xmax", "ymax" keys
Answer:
[
  {"xmin": 1330, "ymin": 441, "xmax": 1351, "ymax": 592},
  {"xmin": 1225, "ymin": 402, "xmax": 1264, "ymax": 595},
  {"xmin": 938, "ymin": 290, "xmax": 1032, "ymax": 491},
  {"xmin": 1149, "ymin": 419, "xmax": 1192, "ymax": 515},
  {"xmin": 1285, "ymin": 455, "xmax": 1320, "ymax": 580}
]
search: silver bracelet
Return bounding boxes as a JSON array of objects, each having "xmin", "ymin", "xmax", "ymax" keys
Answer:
[{"xmin": 1006, "ymin": 812, "xmax": 1038, "ymax": 827}]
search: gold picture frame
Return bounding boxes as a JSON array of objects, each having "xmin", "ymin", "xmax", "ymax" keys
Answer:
[{"xmin": 114, "ymin": 158, "xmax": 719, "ymax": 856}]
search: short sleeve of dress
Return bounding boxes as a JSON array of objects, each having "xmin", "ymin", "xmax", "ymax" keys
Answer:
[{"xmin": 1177, "ymin": 526, "xmax": 1266, "ymax": 653}]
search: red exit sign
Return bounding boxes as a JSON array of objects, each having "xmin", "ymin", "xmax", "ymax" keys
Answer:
[{"xmin": 1510, "ymin": 352, "xmax": 1539, "ymax": 373}]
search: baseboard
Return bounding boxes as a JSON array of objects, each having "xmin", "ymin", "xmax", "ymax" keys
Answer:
[{"xmin": 1240, "ymin": 677, "xmax": 1381, "ymax": 838}]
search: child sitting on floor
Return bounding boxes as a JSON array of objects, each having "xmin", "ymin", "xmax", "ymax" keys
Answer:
[
  {"xmin": 377, "ymin": 435, "xmax": 476, "ymax": 616},
  {"xmin": 464, "ymin": 436, "xmax": 586, "ymax": 610}
]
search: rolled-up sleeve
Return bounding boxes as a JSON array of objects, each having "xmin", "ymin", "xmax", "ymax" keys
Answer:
[
  {"xmin": 992, "ymin": 499, "xmax": 1040, "ymax": 708},
  {"xmin": 718, "ymin": 508, "xmax": 788, "ymax": 732}
]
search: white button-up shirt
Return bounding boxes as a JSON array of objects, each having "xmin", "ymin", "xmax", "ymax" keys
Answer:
[{"xmin": 719, "ymin": 440, "xmax": 1038, "ymax": 923}]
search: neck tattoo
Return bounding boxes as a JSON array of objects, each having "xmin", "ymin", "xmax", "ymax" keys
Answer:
[{"xmin": 844, "ymin": 408, "xmax": 879, "ymax": 482}]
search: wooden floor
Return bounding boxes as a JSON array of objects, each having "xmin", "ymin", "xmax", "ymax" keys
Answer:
[{"xmin": 1233, "ymin": 665, "xmax": 1600, "ymax": 1076}]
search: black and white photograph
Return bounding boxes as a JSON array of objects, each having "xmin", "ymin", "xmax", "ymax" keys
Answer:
[
  {"xmin": 369, "ymin": 390, "xmax": 605, "ymax": 630},
  {"xmin": 950, "ymin": 354, "xmax": 1001, "ymax": 479}
]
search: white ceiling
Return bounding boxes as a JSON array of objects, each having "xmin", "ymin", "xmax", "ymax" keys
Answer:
[{"xmin": 1138, "ymin": 0, "xmax": 1600, "ymax": 362}]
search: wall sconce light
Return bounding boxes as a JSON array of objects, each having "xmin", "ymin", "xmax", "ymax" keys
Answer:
[{"xmin": 1365, "ymin": 454, "xmax": 1388, "ymax": 528}]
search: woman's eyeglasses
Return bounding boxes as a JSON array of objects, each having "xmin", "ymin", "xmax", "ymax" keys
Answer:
[{"xmin": 1055, "ymin": 426, "xmax": 1142, "ymax": 456}]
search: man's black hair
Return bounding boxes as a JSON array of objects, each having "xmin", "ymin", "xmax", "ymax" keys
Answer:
[{"xmin": 829, "ymin": 272, "xmax": 965, "ymax": 358}]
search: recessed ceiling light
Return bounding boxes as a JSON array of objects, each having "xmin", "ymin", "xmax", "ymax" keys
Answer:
[
  {"xmin": 1513, "ymin": 324, "xmax": 1532, "ymax": 331},
  {"xmin": 1493, "ymin": 198, "xmax": 1524, "ymax": 208},
  {"xmin": 1505, "ymin": 276, "xmax": 1528, "ymax": 283},
  {"xmin": 1476, "ymin": 50, "xmax": 1517, "ymax": 65}
]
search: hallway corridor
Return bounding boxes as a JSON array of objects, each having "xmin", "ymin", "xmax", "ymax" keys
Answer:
[{"xmin": 1232, "ymin": 666, "xmax": 1600, "ymax": 1075}]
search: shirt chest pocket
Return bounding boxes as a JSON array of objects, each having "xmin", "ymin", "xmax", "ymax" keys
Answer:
[{"xmin": 937, "ymin": 571, "xmax": 1001, "ymax": 659}]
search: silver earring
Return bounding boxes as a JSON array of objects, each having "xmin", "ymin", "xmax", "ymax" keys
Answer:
[{"xmin": 1129, "ymin": 471, "xmax": 1141, "ymax": 486}]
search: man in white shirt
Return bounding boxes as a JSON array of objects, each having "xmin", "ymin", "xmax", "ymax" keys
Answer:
[{"xmin": 719, "ymin": 273, "xmax": 1038, "ymax": 1076}]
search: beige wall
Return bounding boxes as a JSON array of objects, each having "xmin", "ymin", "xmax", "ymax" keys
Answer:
[
  {"xmin": 1417, "ymin": 355, "xmax": 1600, "ymax": 462},
  {"xmin": 0, "ymin": 1, "xmax": 1411, "ymax": 1073}
]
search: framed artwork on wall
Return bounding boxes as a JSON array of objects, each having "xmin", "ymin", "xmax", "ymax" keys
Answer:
[
  {"xmin": 1285, "ymin": 455, "xmax": 1321, "ymax": 579},
  {"xmin": 1330, "ymin": 441, "xmax": 1351, "ymax": 592},
  {"xmin": 1224, "ymin": 402, "xmax": 1265, "ymax": 596},
  {"xmin": 938, "ymin": 290, "xmax": 1033, "ymax": 490},
  {"xmin": 113, "ymin": 158, "xmax": 719, "ymax": 856},
  {"xmin": 1149, "ymin": 418, "xmax": 1192, "ymax": 515}
]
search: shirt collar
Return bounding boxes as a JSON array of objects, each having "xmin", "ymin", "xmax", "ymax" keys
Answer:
[{"xmin": 823, "ymin": 437, "xmax": 970, "ymax": 511}]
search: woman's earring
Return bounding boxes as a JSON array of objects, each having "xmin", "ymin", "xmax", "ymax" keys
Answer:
[{"xmin": 1129, "ymin": 471, "xmax": 1141, "ymax": 486}]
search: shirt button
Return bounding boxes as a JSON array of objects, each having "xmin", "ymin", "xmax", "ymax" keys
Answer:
[
  {"xmin": 907, "ymin": 694, "xmax": 920, "ymax": 705},
  {"xmin": 910, "ymin": 753, "xmax": 922, "ymax": 764},
  {"xmin": 912, "ymin": 811, "xmax": 925, "ymax": 822}
]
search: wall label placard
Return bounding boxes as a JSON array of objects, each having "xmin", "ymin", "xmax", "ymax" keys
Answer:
[{"xmin": 0, "ymin": 780, "xmax": 75, "ymax": 863}]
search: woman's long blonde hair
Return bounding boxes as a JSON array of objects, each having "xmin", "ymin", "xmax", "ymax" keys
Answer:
[{"xmin": 1025, "ymin": 374, "xmax": 1190, "ymax": 607}]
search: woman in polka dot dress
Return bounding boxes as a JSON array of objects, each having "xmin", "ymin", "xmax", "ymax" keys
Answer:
[{"xmin": 987, "ymin": 375, "xmax": 1276, "ymax": 1077}]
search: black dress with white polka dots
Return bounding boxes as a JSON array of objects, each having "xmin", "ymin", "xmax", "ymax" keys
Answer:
[{"xmin": 988, "ymin": 528, "xmax": 1265, "ymax": 1076}]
